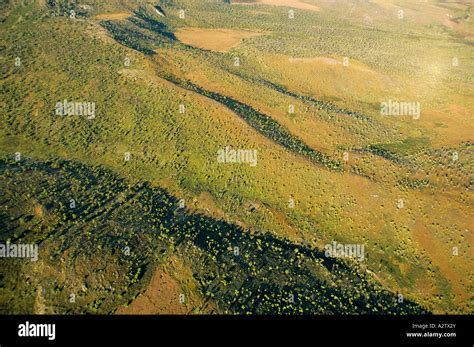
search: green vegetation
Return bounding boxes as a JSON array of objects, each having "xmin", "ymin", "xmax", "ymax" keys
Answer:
[
  {"xmin": 0, "ymin": 0, "xmax": 472, "ymax": 314},
  {"xmin": 158, "ymin": 72, "xmax": 343, "ymax": 171},
  {"xmin": 0, "ymin": 157, "xmax": 426, "ymax": 314}
]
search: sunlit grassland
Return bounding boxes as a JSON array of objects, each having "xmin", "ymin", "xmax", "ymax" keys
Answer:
[{"xmin": 0, "ymin": 1, "xmax": 472, "ymax": 313}]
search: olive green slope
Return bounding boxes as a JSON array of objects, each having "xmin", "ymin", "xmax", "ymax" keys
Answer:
[
  {"xmin": 0, "ymin": 158, "xmax": 426, "ymax": 314},
  {"xmin": 0, "ymin": 1, "xmax": 472, "ymax": 314}
]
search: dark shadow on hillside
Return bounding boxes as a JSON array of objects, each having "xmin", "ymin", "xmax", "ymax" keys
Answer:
[{"xmin": 0, "ymin": 158, "xmax": 429, "ymax": 314}]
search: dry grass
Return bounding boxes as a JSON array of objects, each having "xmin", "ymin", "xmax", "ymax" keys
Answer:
[
  {"xmin": 93, "ymin": 12, "xmax": 131, "ymax": 20},
  {"xmin": 175, "ymin": 28, "xmax": 264, "ymax": 52},
  {"xmin": 270, "ymin": 54, "xmax": 395, "ymax": 102},
  {"xmin": 116, "ymin": 269, "xmax": 187, "ymax": 314},
  {"xmin": 146, "ymin": 46, "xmax": 473, "ymax": 311},
  {"xmin": 234, "ymin": 0, "xmax": 320, "ymax": 12}
]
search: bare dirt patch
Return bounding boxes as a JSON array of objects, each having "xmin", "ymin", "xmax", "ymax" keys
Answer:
[
  {"xmin": 234, "ymin": 0, "xmax": 319, "ymax": 12},
  {"xmin": 116, "ymin": 269, "xmax": 187, "ymax": 314},
  {"xmin": 175, "ymin": 28, "xmax": 264, "ymax": 52},
  {"xmin": 94, "ymin": 12, "xmax": 131, "ymax": 20}
]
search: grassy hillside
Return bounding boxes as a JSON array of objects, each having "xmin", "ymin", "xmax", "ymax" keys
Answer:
[
  {"xmin": 0, "ymin": 158, "xmax": 426, "ymax": 314},
  {"xmin": 0, "ymin": 0, "xmax": 472, "ymax": 314}
]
